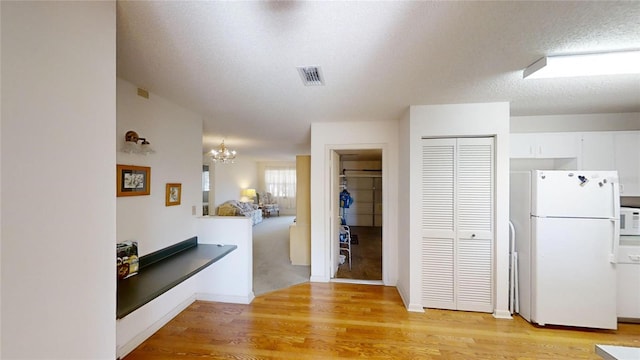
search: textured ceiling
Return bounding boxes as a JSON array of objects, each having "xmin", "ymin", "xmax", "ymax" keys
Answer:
[{"xmin": 116, "ymin": 1, "xmax": 640, "ymax": 161}]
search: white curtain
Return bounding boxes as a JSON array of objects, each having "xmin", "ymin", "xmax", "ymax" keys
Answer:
[{"xmin": 264, "ymin": 166, "xmax": 296, "ymax": 209}]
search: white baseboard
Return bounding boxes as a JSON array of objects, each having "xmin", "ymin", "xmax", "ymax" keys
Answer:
[
  {"xmin": 407, "ymin": 304, "xmax": 425, "ymax": 313},
  {"xmin": 492, "ymin": 309, "xmax": 513, "ymax": 319},
  {"xmin": 395, "ymin": 283, "xmax": 425, "ymax": 313},
  {"xmin": 331, "ymin": 278, "xmax": 383, "ymax": 285},
  {"xmin": 196, "ymin": 291, "xmax": 255, "ymax": 304},
  {"xmin": 116, "ymin": 295, "xmax": 196, "ymax": 359},
  {"xmin": 309, "ymin": 275, "xmax": 330, "ymax": 282}
]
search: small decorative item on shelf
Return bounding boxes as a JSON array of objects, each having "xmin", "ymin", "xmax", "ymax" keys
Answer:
[
  {"xmin": 117, "ymin": 241, "xmax": 139, "ymax": 280},
  {"xmin": 165, "ymin": 183, "xmax": 182, "ymax": 206}
]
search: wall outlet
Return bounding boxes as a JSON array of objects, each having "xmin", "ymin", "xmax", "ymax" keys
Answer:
[{"xmin": 192, "ymin": 205, "xmax": 196, "ymax": 215}]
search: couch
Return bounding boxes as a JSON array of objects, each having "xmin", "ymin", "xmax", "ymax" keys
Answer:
[{"xmin": 216, "ymin": 200, "xmax": 263, "ymax": 225}]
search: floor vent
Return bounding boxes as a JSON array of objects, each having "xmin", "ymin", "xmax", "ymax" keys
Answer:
[{"xmin": 297, "ymin": 66, "xmax": 325, "ymax": 86}]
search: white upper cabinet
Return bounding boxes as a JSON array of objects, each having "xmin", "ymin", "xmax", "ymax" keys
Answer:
[
  {"xmin": 510, "ymin": 132, "xmax": 581, "ymax": 159},
  {"xmin": 579, "ymin": 131, "xmax": 640, "ymax": 196},
  {"xmin": 580, "ymin": 132, "xmax": 616, "ymax": 170},
  {"xmin": 613, "ymin": 132, "xmax": 640, "ymax": 196},
  {"xmin": 511, "ymin": 130, "xmax": 640, "ymax": 196},
  {"xmin": 510, "ymin": 133, "xmax": 538, "ymax": 158}
]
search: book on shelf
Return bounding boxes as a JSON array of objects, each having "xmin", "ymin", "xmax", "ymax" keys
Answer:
[{"xmin": 117, "ymin": 241, "xmax": 139, "ymax": 280}]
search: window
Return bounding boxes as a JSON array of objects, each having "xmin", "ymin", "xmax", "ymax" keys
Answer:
[
  {"xmin": 202, "ymin": 165, "xmax": 211, "ymax": 215},
  {"xmin": 202, "ymin": 166, "xmax": 210, "ymax": 192},
  {"xmin": 264, "ymin": 166, "xmax": 296, "ymax": 209}
]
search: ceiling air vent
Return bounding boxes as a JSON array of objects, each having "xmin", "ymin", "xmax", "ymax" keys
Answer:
[{"xmin": 297, "ymin": 66, "xmax": 325, "ymax": 86}]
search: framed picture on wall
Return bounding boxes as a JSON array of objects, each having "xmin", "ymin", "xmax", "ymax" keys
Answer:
[
  {"xmin": 165, "ymin": 183, "xmax": 181, "ymax": 206},
  {"xmin": 117, "ymin": 164, "xmax": 151, "ymax": 197}
]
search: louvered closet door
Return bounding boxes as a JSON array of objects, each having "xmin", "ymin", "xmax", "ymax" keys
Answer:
[
  {"xmin": 456, "ymin": 137, "xmax": 494, "ymax": 312},
  {"xmin": 421, "ymin": 137, "xmax": 494, "ymax": 313},
  {"xmin": 421, "ymin": 138, "xmax": 457, "ymax": 310}
]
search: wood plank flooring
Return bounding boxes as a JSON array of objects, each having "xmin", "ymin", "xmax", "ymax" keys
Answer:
[{"xmin": 124, "ymin": 282, "xmax": 640, "ymax": 360}]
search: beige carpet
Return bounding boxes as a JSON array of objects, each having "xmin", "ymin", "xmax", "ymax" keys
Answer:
[{"xmin": 252, "ymin": 216, "xmax": 310, "ymax": 296}]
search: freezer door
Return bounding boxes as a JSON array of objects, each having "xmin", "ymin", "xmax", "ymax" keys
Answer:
[
  {"xmin": 532, "ymin": 170, "xmax": 619, "ymax": 219},
  {"xmin": 532, "ymin": 216, "xmax": 617, "ymax": 329}
]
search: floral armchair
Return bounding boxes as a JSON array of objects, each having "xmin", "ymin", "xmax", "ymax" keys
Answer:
[{"xmin": 259, "ymin": 192, "xmax": 280, "ymax": 217}]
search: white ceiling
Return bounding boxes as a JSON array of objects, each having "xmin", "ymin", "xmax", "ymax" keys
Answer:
[{"xmin": 116, "ymin": 1, "xmax": 640, "ymax": 161}]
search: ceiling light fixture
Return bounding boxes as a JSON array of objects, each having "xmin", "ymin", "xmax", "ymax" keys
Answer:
[
  {"xmin": 523, "ymin": 50, "xmax": 640, "ymax": 79},
  {"xmin": 122, "ymin": 130, "xmax": 155, "ymax": 155},
  {"xmin": 210, "ymin": 140, "xmax": 237, "ymax": 164}
]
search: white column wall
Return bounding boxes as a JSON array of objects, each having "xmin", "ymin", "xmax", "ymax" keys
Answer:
[
  {"xmin": 196, "ymin": 216, "xmax": 254, "ymax": 304},
  {"xmin": 310, "ymin": 121, "xmax": 399, "ymax": 285},
  {"xmin": 1, "ymin": 2, "xmax": 116, "ymax": 358},
  {"xmin": 407, "ymin": 102, "xmax": 511, "ymax": 317},
  {"xmin": 397, "ymin": 110, "xmax": 415, "ymax": 309}
]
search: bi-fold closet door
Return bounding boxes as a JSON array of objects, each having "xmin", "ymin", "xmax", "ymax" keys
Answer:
[{"xmin": 421, "ymin": 137, "xmax": 494, "ymax": 313}]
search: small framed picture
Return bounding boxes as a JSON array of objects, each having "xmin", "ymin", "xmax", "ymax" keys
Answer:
[
  {"xmin": 166, "ymin": 183, "xmax": 181, "ymax": 206},
  {"xmin": 117, "ymin": 164, "xmax": 150, "ymax": 197}
]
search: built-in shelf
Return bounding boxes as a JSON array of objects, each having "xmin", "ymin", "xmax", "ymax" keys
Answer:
[{"xmin": 116, "ymin": 237, "xmax": 236, "ymax": 319}]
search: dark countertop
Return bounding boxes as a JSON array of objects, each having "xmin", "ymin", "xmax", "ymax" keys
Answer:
[{"xmin": 117, "ymin": 243, "xmax": 237, "ymax": 319}]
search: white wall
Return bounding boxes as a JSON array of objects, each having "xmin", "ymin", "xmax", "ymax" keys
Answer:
[
  {"xmin": 397, "ymin": 109, "xmax": 413, "ymax": 309},
  {"xmin": 1, "ymin": 2, "xmax": 116, "ymax": 358},
  {"xmin": 197, "ymin": 217, "xmax": 254, "ymax": 304},
  {"xmin": 212, "ymin": 158, "xmax": 258, "ymax": 209},
  {"xmin": 406, "ymin": 102, "xmax": 511, "ymax": 318},
  {"xmin": 116, "ymin": 78, "xmax": 203, "ymax": 256},
  {"xmin": 511, "ymin": 112, "xmax": 640, "ymax": 133},
  {"xmin": 1, "ymin": 2, "xmax": 4, "ymax": 353},
  {"xmin": 115, "ymin": 78, "xmax": 204, "ymax": 355},
  {"xmin": 310, "ymin": 121, "xmax": 399, "ymax": 285}
]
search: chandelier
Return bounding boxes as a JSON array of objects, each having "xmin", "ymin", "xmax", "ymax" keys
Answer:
[{"xmin": 210, "ymin": 140, "xmax": 237, "ymax": 164}]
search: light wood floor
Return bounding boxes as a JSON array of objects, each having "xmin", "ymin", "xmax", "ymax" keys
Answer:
[{"xmin": 124, "ymin": 283, "xmax": 640, "ymax": 360}]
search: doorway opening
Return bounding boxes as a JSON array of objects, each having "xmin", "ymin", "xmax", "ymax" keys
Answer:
[{"xmin": 333, "ymin": 149, "xmax": 383, "ymax": 281}]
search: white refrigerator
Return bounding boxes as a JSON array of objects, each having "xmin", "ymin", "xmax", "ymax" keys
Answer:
[{"xmin": 510, "ymin": 170, "xmax": 620, "ymax": 330}]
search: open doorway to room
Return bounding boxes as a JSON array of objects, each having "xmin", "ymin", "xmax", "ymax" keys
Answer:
[{"xmin": 334, "ymin": 149, "xmax": 383, "ymax": 281}]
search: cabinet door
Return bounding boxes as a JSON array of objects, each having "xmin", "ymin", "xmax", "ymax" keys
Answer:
[
  {"xmin": 614, "ymin": 132, "xmax": 640, "ymax": 196},
  {"xmin": 536, "ymin": 132, "xmax": 580, "ymax": 158},
  {"xmin": 510, "ymin": 133, "xmax": 536, "ymax": 158},
  {"xmin": 510, "ymin": 132, "xmax": 580, "ymax": 159},
  {"xmin": 581, "ymin": 132, "xmax": 615, "ymax": 170}
]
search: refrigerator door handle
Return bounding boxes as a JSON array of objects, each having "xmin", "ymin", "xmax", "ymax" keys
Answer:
[
  {"xmin": 610, "ymin": 180, "xmax": 620, "ymax": 264},
  {"xmin": 610, "ymin": 218, "xmax": 619, "ymax": 264}
]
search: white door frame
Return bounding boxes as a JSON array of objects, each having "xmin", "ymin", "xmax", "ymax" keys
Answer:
[{"xmin": 326, "ymin": 143, "xmax": 389, "ymax": 284}]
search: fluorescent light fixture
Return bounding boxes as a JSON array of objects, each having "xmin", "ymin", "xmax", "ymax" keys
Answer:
[{"xmin": 523, "ymin": 50, "xmax": 640, "ymax": 79}]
